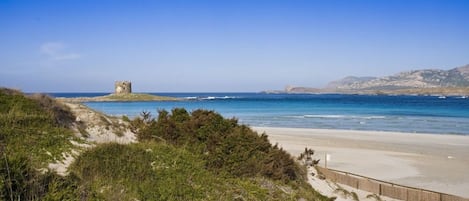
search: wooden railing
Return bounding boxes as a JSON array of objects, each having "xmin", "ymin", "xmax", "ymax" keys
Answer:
[{"xmin": 316, "ymin": 166, "xmax": 469, "ymax": 201}]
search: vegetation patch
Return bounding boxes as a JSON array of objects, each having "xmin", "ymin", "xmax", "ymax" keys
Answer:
[
  {"xmin": 131, "ymin": 108, "xmax": 305, "ymax": 183},
  {"xmin": 0, "ymin": 88, "xmax": 82, "ymax": 200},
  {"xmin": 366, "ymin": 194, "xmax": 383, "ymax": 201},
  {"xmin": 0, "ymin": 88, "xmax": 331, "ymax": 200},
  {"xmin": 69, "ymin": 142, "xmax": 329, "ymax": 200},
  {"xmin": 333, "ymin": 184, "xmax": 359, "ymax": 200},
  {"xmin": 0, "ymin": 88, "xmax": 80, "ymax": 167}
]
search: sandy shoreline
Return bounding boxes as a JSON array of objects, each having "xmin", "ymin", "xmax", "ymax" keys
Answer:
[{"xmin": 252, "ymin": 127, "xmax": 469, "ymax": 198}]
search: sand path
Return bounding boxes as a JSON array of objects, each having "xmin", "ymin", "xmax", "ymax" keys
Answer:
[{"xmin": 48, "ymin": 102, "xmax": 136, "ymax": 175}]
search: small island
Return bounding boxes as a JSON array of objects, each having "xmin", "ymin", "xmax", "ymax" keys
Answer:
[{"xmin": 57, "ymin": 81, "xmax": 180, "ymax": 102}]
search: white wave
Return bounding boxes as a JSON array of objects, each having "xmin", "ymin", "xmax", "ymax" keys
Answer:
[
  {"xmin": 302, "ymin": 114, "xmax": 386, "ymax": 119},
  {"xmin": 200, "ymin": 96, "xmax": 238, "ymax": 100},
  {"xmin": 284, "ymin": 115, "xmax": 307, "ymax": 119},
  {"xmin": 363, "ymin": 116, "xmax": 386, "ymax": 119},
  {"xmin": 304, "ymin": 115, "xmax": 346, "ymax": 119},
  {"xmin": 219, "ymin": 96, "xmax": 238, "ymax": 99},
  {"xmin": 202, "ymin": 96, "xmax": 216, "ymax": 100}
]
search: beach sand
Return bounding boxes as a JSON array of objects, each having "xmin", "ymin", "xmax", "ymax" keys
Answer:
[{"xmin": 253, "ymin": 127, "xmax": 469, "ymax": 198}]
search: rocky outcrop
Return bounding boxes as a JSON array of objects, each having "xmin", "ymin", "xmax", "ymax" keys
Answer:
[{"xmin": 284, "ymin": 85, "xmax": 322, "ymax": 93}]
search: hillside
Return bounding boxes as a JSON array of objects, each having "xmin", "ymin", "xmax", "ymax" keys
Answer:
[
  {"xmin": 325, "ymin": 76, "xmax": 376, "ymax": 89},
  {"xmin": 327, "ymin": 64, "xmax": 469, "ymax": 92},
  {"xmin": 269, "ymin": 64, "xmax": 469, "ymax": 95},
  {"xmin": 0, "ymin": 88, "xmax": 331, "ymax": 201}
]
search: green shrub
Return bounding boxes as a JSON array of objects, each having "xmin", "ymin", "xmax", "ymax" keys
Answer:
[
  {"xmin": 68, "ymin": 142, "xmax": 330, "ymax": 201},
  {"xmin": 121, "ymin": 115, "xmax": 130, "ymax": 122},
  {"xmin": 131, "ymin": 108, "xmax": 306, "ymax": 183},
  {"xmin": 70, "ymin": 143, "xmax": 211, "ymax": 200}
]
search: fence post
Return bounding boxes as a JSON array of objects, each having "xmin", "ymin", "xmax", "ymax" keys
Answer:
[
  {"xmin": 325, "ymin": 153, "xmax": 327, "ymax": 168},
  {"xmin": 379, "ymin": 183, "xmax": 382, "ymax": 196}
]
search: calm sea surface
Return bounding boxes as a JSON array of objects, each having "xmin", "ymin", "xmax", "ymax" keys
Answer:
[{"xmin": 51, "ymin": 93, "xmax": 469, "ymax": 135}]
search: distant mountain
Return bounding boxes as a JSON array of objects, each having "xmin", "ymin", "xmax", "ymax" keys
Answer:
[
  {"xmin": 263, "ymin": 64, "xmax": 469, "ymax": 95},
  {"xmin": 326, "ymin": 64, "xmax": 469, "ymax": 91},
  {"xmin": 325, "ymin": 76, "xmax": 376, "ymax": 89}
]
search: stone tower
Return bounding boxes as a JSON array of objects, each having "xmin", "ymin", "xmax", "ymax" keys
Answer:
[{"xmin": 115, "ymin": 81, "xmax": 132, "ymax": 94}]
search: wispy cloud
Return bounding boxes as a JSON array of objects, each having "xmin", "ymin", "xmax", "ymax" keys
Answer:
[{"xmin": 40, "ymin": 42, "xmax": 81, "ymax": 61}]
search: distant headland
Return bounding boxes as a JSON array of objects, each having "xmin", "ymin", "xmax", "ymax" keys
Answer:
[
  {"xmin": 56, "ymin": 81, "xmax": 179, "ymax": 102},
  {"xmin": 264, "ymin": 64, "xmax": 469, "ymax": 96}
]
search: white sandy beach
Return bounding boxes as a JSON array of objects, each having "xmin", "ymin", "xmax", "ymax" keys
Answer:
[{"xmin": 253, "ymin": 127, "xmax": 469, "ymax": 198}]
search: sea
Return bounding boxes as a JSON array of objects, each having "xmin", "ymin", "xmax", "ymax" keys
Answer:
[{"xmin": 50, "ymin": 93, "xmax": 469, "ymax": 135}]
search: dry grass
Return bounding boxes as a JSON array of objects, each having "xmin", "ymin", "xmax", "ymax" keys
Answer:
[
  {"xmin": 333, "ymin": 185, "xmax": 359, "ymax": 200},
  {"xmin": 366, "ymin": 194, "xmax": 383, "ymax": 201}
]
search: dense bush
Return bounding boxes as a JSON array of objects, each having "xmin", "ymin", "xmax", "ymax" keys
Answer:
[{"xmin": 131, "ymin": 108, "xmax": 305, "ymax": 183}]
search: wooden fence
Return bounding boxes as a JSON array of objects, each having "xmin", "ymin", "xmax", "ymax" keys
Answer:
[{"xmin": 316, "ymin": 166, "xmax": 469, "ymax": 201}]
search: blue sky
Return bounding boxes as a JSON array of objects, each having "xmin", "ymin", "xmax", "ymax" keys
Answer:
[{"xmin": 1, "ymin": 0, "xmax": 469, "ymax": 92}]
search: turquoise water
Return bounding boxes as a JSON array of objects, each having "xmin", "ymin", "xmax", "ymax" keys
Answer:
[{"xmin": 52, "ymin": 93, "xmax": 469, "ymax": 135}]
